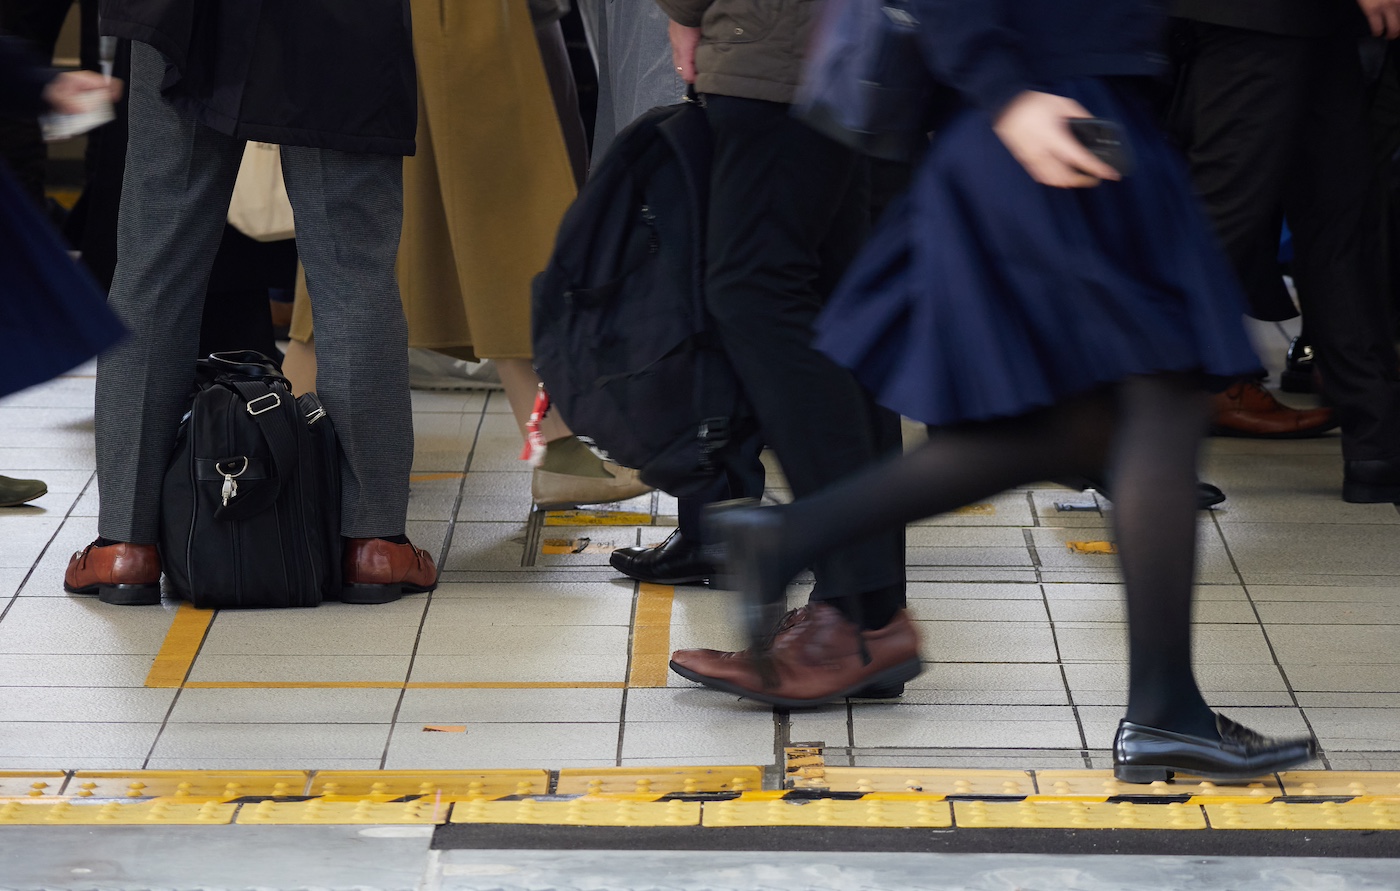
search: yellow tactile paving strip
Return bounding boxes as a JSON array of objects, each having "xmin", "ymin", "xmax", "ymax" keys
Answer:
[{"xmin": 3, "ymin": 768, "xmax": 1400, "ymax": 829}]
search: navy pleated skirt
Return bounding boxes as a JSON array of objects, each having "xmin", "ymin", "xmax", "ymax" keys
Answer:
[
  {"xmin": 814, "ymin": 78, "xmax": 1261, "ymax": 428},
  {"xmin": 0, "ymin": 166, "xmax": 125, "ymax": 400}
]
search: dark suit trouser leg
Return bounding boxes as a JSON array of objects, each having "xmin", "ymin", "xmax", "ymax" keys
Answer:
[
  {"xmin": 703, "ymin": 95, "xmax": 904, "ymax": 624},
  {"xmin": 1172, "ymin": 23, "xmax": 1400, "ymax": 461},
  {"xmin": 280, "ymin": 146, "xmax": 414, "ymax": 537},
  {"xmin": 96, "ymin": 41, "xmax": 244, "ymax": 543}
]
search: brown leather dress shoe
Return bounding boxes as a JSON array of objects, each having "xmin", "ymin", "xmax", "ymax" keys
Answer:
[
  {"xmin": 341, "ymin": 538, "xmax": 438, "ymax": 604},
  {"xmin": 1211, "ymin": 380, "xmax": 1338, "ymax": 439},
  {"xmin": 669, "ymin": 604, "xmax": 922, "ymax": 708},
  {"xmin": 64, "ymin": 541, "xmax": 162, "ymax": 606}
]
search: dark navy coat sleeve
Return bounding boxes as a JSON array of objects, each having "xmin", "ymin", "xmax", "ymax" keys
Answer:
[
  {"xmin": 0, "ymin": 36, "xmax": 57, "ymax": 117},
  {"xmin": 915, "ymin": 0, "xmax": 1035, "ymax": 115}
]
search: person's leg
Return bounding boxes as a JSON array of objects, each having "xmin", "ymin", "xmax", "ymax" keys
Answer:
[
  {"xmin": 278, "ymin": 146, "xmax": 413, "ymax": 539},
  {"xmin": 1106, "ymin": 375, "xmax": 1215, "ymax": 739},
  {"xmin": 94, "ymin": 40, "xmax": 245, "ymax": 544},
  {"xmin": 1286, "ymin": 35, "xmax": 1400, "ymax": 472},
  {"xmin": 703, "ymin": 95, "xmax": 902, "ymax": 626}
]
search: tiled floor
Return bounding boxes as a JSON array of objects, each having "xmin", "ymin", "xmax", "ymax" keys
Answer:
[{"xmin": 2, "ymin": 318, "xmax": 1399, "ymax": 775}]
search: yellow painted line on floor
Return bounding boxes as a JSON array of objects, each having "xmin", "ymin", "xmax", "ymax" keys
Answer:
[
  {"xmin": 1066, "ymin": 541, "xmax": 1117, "ymax": 555},
  {"xmin": 544, "ymin": 510, "xmax": 654, "ymax": 526},
  {"xmin": 409, "ymin": 472, "xmax": 465, "ymax": 482},
  {"xmin": 955, "ymin": 799, "xmax": 1207, "ymax": 830},
  {"xmin": 452, "ymin": 798, "xmax": 701, "ymax": 827},
  {"xmin": 182, "ymin": 681, "xmax": 627, "ymax": 690},
  {"xmin": 705, "ymin": 795, "xmax": 952, "ymax": 828},
  {"xmin": 627, "ymin": 583, "xmax": 675, "ymax": 688},
  {"xmin": 238, "ymin": 798, "xmax": 445, "ymax": 825},
  {"xmin": 0, "ymin": 800, "xmax": 236, "ymax": 826},
  {"xmin": 145, "ymin": 603, "xmax": 215, "ymax": 688},
  {"xmin": 68, "ymin": 771, "xmax": 309, "ymax": 800},
  {"xmin": 310, "ymin": 770, "xmax": 548, "ymax": 799}
]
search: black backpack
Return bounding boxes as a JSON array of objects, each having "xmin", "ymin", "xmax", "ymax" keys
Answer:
[
  {"xmin": 531, "ymin": 99, "xmax": 754, "ymax": 498},
  {"xmin": 159, "ymin": 352, "xmax": 341, "ymax": 608}
]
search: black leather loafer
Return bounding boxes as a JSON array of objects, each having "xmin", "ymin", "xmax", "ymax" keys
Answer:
[
  {"xmin": 1060, "ymin": 476, "xmax": 1226, "ymax": 510},
  {"xmin": 1343, "ymin": 457, "xmax": 1400, "ymax": 504},
  {"xmin": 609, "ymin": 529, "xmax": 716, "ymax": 585},
  {"xmin": 1113, "ymin": 713, "xmax": 1316, "ymax": 784}
]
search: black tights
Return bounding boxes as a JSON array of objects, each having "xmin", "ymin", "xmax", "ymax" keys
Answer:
[{"xmin": 774, "ymin": 374, "xmax": 1218, "ymax": 739}]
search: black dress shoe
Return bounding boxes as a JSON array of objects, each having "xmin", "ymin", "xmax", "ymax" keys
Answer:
[
  {"xmin": 1279, "ymin": 337, "xmax": 1318, "ymax": 394},
  {"xmin": 1113, "ymin": 713, "xmax": 1316, "ymax": 784},
  {"xmin": 1343, "ymin": 457, "xmax": 1400, "ymax": 504},
  {"xmin": 1060, "ymin": 476, "xmax": 1226, "ymax": 510},
  {"xmin": 609, "ymin": 529, "xmax": 716, "ymax": 585}
]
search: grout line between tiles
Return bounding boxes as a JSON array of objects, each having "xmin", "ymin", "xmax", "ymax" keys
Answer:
[
  {"xmin": 380, "ymin": 396, "xmax": 486, "ymax": 768},
  {"xmin": 0, "ymin": 470, "xmax": 95, "ymax": 623},
  {"xmin": 1210, "ymin": 511, "xmax": 1329, "ymax": 769},
  {"xmin": 1036, "ymin": 580, "xmax": 1092, "ymax": 764}
]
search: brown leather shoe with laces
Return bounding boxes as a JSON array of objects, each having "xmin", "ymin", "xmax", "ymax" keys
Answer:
[
  {"xmin": 64, "ymin": 541, "xmax": 162, "ymax": 606},
  {"xmin": 341, "ymin": 538, "xmax": 438, "ymax": 604},
  {"xmin": 1211, "ymin": 380, "xmax": 1337, "ymax": 439},
  {"xmin": 669, "ymin": 604, "xmax": 922, "ymax": 708}
]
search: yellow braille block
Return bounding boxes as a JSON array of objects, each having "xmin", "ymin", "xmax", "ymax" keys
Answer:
[
  {"xmin": 799, "ymin": 768, "xmax": 1034, "ymax": 797},
  {"xmin": 556, "ymin": 766, "xmax": 762, "ymax": 796},
  {"xmin": 0, "ymin": 772, "xmax": 66, "ymax": 798},
  {"xmin": 66, "ymin": 771, "xmax": 309, "ymax": 801},
  {"xmin": 1206, "ymin": 799, "xmax": 1400, "ymax": 830},
  {"xmin": 0, "ymin": 800, "xmax": 235, "ymax": 825},
  {"xmin": 235, "ymin": 797, "xmax": 447, "ymax": 825},
  {"xmin": 1278, "ymin": 771, "xmax": 1400, "ymax": 799},
  {"xmin": 309, "ymin": 770, "xmax": 548, "ymax": 800},
  {"xmin": 784, "ymin": 747, "xmax": 826, "ymax": 784},
  {"xmin": 704, "ymin": 794, "xmax": 952, "ymax": 828},
  {"xmin": 543, "ymin": 510, "xmax": 653, "ymax": 526},
  {"xmin": 954, "ymin": 799, "xmax": 1206, "ymax": 830},
  {"xmin": 451, "ymin": 797, "xmax": 701, "ymax": 827},
  {"xmin": 1034, "ymin": 770, "xmax": 1280, "ymax": 800}
]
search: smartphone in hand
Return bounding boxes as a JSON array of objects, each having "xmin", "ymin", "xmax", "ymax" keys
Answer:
[{"xmin": 1069, "ymin": 118, "xmax": 1135, "ymax": 178}]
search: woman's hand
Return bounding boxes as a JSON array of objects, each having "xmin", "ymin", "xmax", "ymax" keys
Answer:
[
  {"xmin": 993, "ymin": 91, "xmax": 1119, "ymax": 189},
  {"xmin": 42, "ymin": 70, "xmax": 121, "ymax": 115}
]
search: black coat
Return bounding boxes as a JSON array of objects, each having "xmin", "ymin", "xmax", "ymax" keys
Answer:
[
  {"xmin": 98, "ymin": 0, "xmax": 417, "ymax": 155},
  {"xmin": 1171, "ymin": 0, "xmax": 1361, "ymax": 37}
]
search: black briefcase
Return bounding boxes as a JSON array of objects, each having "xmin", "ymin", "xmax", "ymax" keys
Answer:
[{"xmin": 159, "ymin": 351, "xmax": 341, "ymax": 608}]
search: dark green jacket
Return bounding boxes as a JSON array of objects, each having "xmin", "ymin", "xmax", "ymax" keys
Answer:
[{"xmin": 655, "ymin": 0, "xmax": 821, "ymax": 104}]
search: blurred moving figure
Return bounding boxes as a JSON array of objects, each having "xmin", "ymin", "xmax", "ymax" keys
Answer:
[
  {"xmin": 577, "ymin": 0, "xmax": 686, "ymax": 162},
  {"xmin": 678, "ymin": 0, "xmax": 1318, "ymax": 785}
]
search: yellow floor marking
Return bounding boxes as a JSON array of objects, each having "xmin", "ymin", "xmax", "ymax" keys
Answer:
[
  {"xmin": 237, "ymin": 798, "xmax": 446, "ymax": 825},
  {"xmin": 798, "ymin": 767, "xmax": 1035, "ymax": 797},
  {"xmin": 310, "ymin": 770, "xmax": 547, "ymax": 799},
  {"xmin": 145, "ymin": 603, "xmax": 215, "ymax": 688},
  {"xmin": 68, "ymin": 771, "xmax": 308, "ymax": 800},
  {"xmin": 955, "ymin": 800, "xmax": 1207, "ymax": 830},
  {"xmin": 627, "ymin": 583, "xmax": 675, "ymax": 688},
  {"xmin": 1066, "ymin": 541, "xmax": 1117, "ymax": 555},
  {"xmin": 182, "ymin": 681, "xmax": 626, "ymax": 690},
  {"xmin": 705, "ymin": 795, "xmax": 952, "ymax": 828},
  {"xmin": 544, "ymin": 510, "xmax": 654, "ymax": 526},
  {"xmin": 1035, "ymin": 770, "xmax": 1280, "ymax": 800},
  {"xmin": 953, "ymin": 504, "xmax": 996, "ymax": 516},
  {"xmin": 0, "ymin": 773, "xmax": 65, "ymax": 798},
  {"xmin": 1207, "ymin": 799, "xmax": 1400, "ymax": 830},
  {"xmin": 409, "ymin": 472, "xmax": 465, "ymax": 482},
  {"xmin": 1279, "ymin": 770, "xmax": 1400, "ymax": 798},
  {"xmin": 556, "ymin": 766, "xmax": 762, "ymax": 795},
  {"xmin": 452, "ymin": 798, "xmax": 701, "ymax": 827},
  {"xmin": 0, "ymin": 800, "xmax": 235, "ymax": 826},
  {"xmin": 785, "ymin": 747, "xmax": 827, "ymax": 785}
]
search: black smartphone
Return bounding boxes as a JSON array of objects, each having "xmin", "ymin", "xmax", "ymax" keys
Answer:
[{"xmin": 1068, "ymin": 118, "xmax": 1135, "ymax": 178}]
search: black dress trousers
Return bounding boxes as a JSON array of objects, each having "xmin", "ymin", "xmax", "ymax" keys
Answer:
[{"xmin": 1169, "ymin": 21, "xmax": 1400, "ymax": 461}]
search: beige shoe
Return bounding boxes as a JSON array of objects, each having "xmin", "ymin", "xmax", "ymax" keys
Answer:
[{"xmin": 531, "ymin": 462, "xmax": 652, "ymax": 509}]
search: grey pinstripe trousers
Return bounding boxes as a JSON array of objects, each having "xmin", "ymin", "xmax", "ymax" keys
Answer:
[{"xmin": 96, "ymin": 42, "xmax": 414, "ymax": 543}]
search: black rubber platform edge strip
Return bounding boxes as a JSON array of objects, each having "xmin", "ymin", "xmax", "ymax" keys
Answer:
[{"xmin": 431, "ymin": 825, "xmax": 1400, "ymax": 858}]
